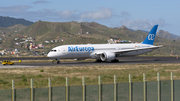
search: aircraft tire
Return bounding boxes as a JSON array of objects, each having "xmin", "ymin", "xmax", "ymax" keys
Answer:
[
  {"xmin": 111, "ymin": 59, "xmax": 119, "ymax": 62},
  {"xmin": 95, "ymin": 59, "xmax": 103, "ymax": 62},
  {"xmin": 57, "ymin": 61, "xmax": 60, "ymax": 64}
]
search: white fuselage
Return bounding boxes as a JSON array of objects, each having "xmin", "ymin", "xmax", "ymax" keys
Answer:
[
  {"xmin": 47, "ymin": 43, "xmax": 156, "ymax": 59},
  {"xmin": 47, "ymin": 25, "xmax": 161, "ymax": 62}
]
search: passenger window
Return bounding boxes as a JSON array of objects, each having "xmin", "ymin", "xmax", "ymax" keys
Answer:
[{"xmin": 54, "ymin": 50, "xmax": 56, "ymax": 52}]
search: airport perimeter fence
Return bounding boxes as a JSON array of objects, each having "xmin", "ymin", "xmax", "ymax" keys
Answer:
[{"xmin": 0, "ymin": 72, "xmax": 179, "ymax": 101}]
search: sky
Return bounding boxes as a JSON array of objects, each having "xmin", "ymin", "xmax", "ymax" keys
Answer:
[{"xmin": 0, "ymin": 0, "xmax": 179, "ymax": 35}]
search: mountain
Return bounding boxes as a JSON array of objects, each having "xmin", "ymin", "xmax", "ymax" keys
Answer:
[
  {"xmin": 2, "ymin": 21, "xmax": 168, "ymax": 45},
  {"xmin": 157, "ymin": 30, "xmax": 173, "ymax": 39},
  {"xmin": 1, "ymin": 21, "xmax": 180, "ymax": 55},
  {"xmin": 170, "ymin": 33, "xmax": 180, "ymax": 40},
  {"xmin": 156, "ymin": 30, "xmax": 180, "ymax": 40},
  {"xmin": 17, "ymin": 21, "xmax": 153, "ymax": 44},
  {"xmin": 129, "ymin": 28, "xmax": 180, "ymax": 41},
  {"xmin": 0, "ymin": 16, "xmax": 34, "ymax": 27},
  {"xmin": 0, "ymin": 21, "xmax": 151, "ymax": 50}
]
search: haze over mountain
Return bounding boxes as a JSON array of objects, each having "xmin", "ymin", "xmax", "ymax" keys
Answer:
[
  {"xmin": 157, "ymin": 30, "xmax": 173, "ymax": 39},
  {"xmin": 156, "ymin": 30, "xmax": 180, "ymax": 40},
  {"xmin": 0, "ymin": 16, "xmax": 34, "ymax": 27},
  {"xmin": 130, "ymin": 28, "xmax": 180, "ymax": 40}
]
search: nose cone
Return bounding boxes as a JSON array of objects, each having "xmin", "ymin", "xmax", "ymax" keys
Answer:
[
  {"xmin": 47, "ymin": 52, "xmax": 59, "ymax": 58},
  {"xmin": 47, "ymin": 52, "xmax": 53, "ymax": 58}
]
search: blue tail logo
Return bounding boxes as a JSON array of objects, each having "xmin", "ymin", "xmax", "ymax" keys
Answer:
[{"xmin": 142, "ymin": 25, "xmax": 158, "ymax": 45}]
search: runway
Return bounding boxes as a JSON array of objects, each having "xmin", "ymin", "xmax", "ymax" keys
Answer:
[{"xmin": 0, "ymin": 56, "xmax": 179, "ymax": 68}]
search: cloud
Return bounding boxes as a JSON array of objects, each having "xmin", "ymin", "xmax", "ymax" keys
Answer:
[
  {"xmin": 121, "ymin": 18, "xmax": 168, "ymax": 30},
  {"xmin": 0, "ymin": 5, "xmax": 78, "ymax": 21},
  {"xmin": 57, "ymin": 10, "xmax": 76, "ymax": 18},
  {"xmin": 80, "ymin": 8, "xmax": 112, "ymax": 21},
  {"xmin": 0, "ymin": 5, "xmax": 56, "ymax": 21},
  {"xmin": 120, "ymin": 11, "xmax": 131, "ymax": 18},
  {"xmin": 0, "ymin": 5, "xmax": 32, "ymax": 13},
  {"xmin": 0, "ymin": 6, "xmax": 112, "ymax": 22},
  {"xmin": 32, "ymin": 0, "xmax": 52, "ymax": 5},
  {"xmin": 57, "ymin": 8, "xmax": 113, "ymax": 22},
  {"xmin": 152, "ymin": 18, "xmax": 167, "ymax": 27}
]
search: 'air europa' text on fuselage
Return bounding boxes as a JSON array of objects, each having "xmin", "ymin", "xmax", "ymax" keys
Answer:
[{"xmin": 68, "ymin": 46, "xmax": 94, "ymax": 52}]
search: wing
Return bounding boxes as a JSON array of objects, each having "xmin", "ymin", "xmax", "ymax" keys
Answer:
[
  {"xmin": 114, "ymin": 45, "xmax": 163, "ymax": 54},
  {"xmin": 93, "ymin": 45, "xmax": 163, "ymax": 55}
]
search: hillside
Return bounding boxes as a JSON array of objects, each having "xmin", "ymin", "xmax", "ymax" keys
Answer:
[
  {"xmin": 0, "ymin": 24, "xmax": 27, "ymax": 49},
  {"xmin": 0, "ymin": 16, "xmax": 34, "ymax": 27},
  {"xmin": 0, "ymin": 24, "xmax": 27, "ymax": 34},
  {"xmin": 19, "ymin": 21, "xmax": 166, "ymax": 43},
  {"xmin": 0, "ymin": 21, "xmax": 180, "ymax": 56}
]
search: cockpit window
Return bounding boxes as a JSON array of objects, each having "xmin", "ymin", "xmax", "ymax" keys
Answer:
[{"xmin": 50, "ymin": 50, "xmax": 57, "ymax": 52}]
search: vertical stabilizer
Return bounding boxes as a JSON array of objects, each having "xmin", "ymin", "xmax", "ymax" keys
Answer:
[{"xmin": 142, "ymin": 25, "xmax": 158, "ymax": 45}]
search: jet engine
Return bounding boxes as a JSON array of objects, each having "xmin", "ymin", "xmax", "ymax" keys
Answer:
[{"xmin": 100, "ymin": 52, "xmax": 116, "ymax": 61}]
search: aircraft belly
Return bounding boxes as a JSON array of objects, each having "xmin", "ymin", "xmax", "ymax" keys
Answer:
[
  {"xmin": 59, "ymin": 52, "xmax": 91, "ymax": 59},
  {"xmin": 73, "ymin": 52, "xmax": 90, "ymax": 58}
]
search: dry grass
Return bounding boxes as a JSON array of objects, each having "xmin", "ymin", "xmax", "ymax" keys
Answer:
[{"xmin": 0, "ymin": 63, "xmax": 180, "ymax": 89}]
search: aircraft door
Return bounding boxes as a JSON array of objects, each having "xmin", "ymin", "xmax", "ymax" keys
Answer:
[
  {"xmin": 116, "ymin": 47, "xmax": 120, "ymax": 50},
  {"xmin": 62, "ymin": 47, "xmax": 66, "ymax": 54}
]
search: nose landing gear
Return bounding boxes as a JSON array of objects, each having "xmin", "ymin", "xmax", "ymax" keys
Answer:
[
  {"xmin": 52, "ymin": 59, "xmax": 61, "ymax": 64},
  {"xmin": 56, "ymin": 59, "xmax": 61, "ymax": 64},
  {"xmin": 57, "ymin": 60, "xmax": 60, "ymax": 64}
]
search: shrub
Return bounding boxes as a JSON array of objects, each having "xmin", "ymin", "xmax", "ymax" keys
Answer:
[
  {"xmin": 22, "ymin": 78, "xmax": 27, "ymax": 82},
  {"xmin": 40, "ymin": 69, "xmax": 44, "ymax": 72}
]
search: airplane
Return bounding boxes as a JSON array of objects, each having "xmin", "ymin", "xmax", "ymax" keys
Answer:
[{"xmin": 47, "ymin": 25, "xmax": 162, "ymax": 63}]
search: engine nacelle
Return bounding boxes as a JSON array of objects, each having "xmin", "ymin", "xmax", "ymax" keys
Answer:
[{"xmin": 100, "ymin": 52, "xmax": 116, "ymax": 61}]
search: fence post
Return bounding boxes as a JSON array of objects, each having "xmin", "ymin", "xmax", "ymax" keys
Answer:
[
  {"xmin": 12, "ymin": 80, "xmax": 15, "ymax": 101},
  {"xmin": 114, "ymin": 75, "xmax": 117, "ymax": 101},
  {"xmin": 82, "ymin": 76, "xmax": 85, "ymax": 101},
  {"xmin": 143, "ymin": 73, "xmax": 146, "ymax": 101},
  {"xmin": 30, "ymin": 79, "xmax": 34, "ymax": 101},
  {"xmin": 98, "ymin": 76, "xmax": 101, "ymax": 101},
  {"xmin": 48, "ymin": 78, "xmax": 51, "ymax": 101},
  {"xmin": 171, "ymin": 72, "xmax": 173, "ymax": 101},
  {"xmin": 157, "ymin": 72, "xmax": 160, "ymax": 101},
  {"xmin": 66, "ymin": 77, "xmax": 68, "ymax": 101},
  {"xmin": 129, "ymin": 74, "xmax": 131, "ymax": 101}
]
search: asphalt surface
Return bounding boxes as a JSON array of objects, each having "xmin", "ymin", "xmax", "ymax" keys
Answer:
[
  {"xmin": 0, "ymin": 56, "xmax": 179, "ymax": 68},
  {"xmin": 0, "ymin": 57, "xmax": 50, "ymax": 61}
]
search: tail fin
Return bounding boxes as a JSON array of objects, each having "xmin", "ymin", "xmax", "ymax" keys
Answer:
[{"xmin": 142, "ymin": 25, "xmax": 158, "ymax": 45}]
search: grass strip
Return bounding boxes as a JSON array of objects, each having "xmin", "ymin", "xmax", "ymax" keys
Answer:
[{"xmin": 0, "ymin": 63, "xmax": 179, "ymax": 89}]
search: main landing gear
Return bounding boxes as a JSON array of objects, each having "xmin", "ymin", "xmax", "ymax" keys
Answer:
[
  {"xmin": 95, "ymin": 59, "xmax": 103, "ymax": 62},
  {"xmin": 111, "ymin": 59, "xmax": 119, "ymax": 62},
  {"xmin": 52, "ymin": 59, "xmax": 61, "ymax": 64}
]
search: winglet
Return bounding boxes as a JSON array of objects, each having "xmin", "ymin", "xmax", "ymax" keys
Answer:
[{"xmin": 142, "ymin": 25, "xmax": 158, "ymax": 45}]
